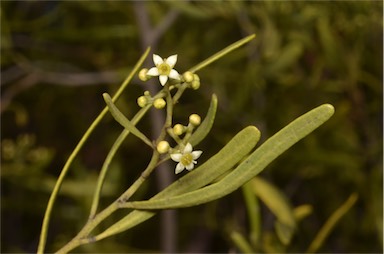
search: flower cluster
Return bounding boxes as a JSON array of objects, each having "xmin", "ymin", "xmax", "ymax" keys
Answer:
[
  {"xmin": 156, "ymin": 113, "xmax": 203, "ymax": 174},
  {"xmin": 138, "ymin": 54, "xmax": 203, "ymax": 174}
]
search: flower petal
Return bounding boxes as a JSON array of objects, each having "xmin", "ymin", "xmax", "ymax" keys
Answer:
[
  {"xmin": 192, "ymin": 150, "xmax": 203, "ymax": 160},
  {"xmin": 166, "ymin": 55, "xmax": 178, "ymax": 67},
  {"xmin": 147, "ymin": 67, "xmax": 159, "ymax": 76},
  {"xmin": 169, "ymin": 69, "xmax": 180, "ymax": 80},
  {"xmin": 153, "ymin": 54, "xmax": 163, "ymax": 66},
  {"xmin": 170, "ymin": 153, "xmax": 182, "ymax": 162},
  {"xmin": 184, "ymin": 143, "xmax": 193, "ymax": 153},
  {"xmin": 159, "ymin": 75, "xmax": 168, "ymax": 86},
  {"xmin": 186, "ymin": 163, "xmax": 194, "ymax": 171},
  {"xmin": 175, "ymin": 163, "xmax": 185, "ymax": 174}
]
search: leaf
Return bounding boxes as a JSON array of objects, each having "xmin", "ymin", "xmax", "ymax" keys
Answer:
[
  {"xmin": 230, "ymin": 231, "xmax": 255, "ymax": 253},
  {"xmin": 241, "ymin": 182, "xmax": 261, "ymax": 247},
  {"xmin": 307, "ymin": 193, "xmax": 358, "ymax": 253},
  {"xmin": 294, "ymin": 204, "xmax": 313, "ymax": 221},
  {"xmin": 251, "ymin": 176, "xmax": 296, "ymax": 245},
  {"xmin": 189, "ymin": 94, "xmax": 218, "ymax": 146},
  {"xmin": 124, "ymin": 104, "xmax": 335, "ymax": 210},
  {"xmin": 103, "ymin": 93, "xmax": 153, "ymax": 147},
  {"xmin": 189, "ymin": 34, "xmax": 256, "ymax": 72},
  {"xmin": 95, "ymin": 126, "xmax": 261, "ymax": 239}
]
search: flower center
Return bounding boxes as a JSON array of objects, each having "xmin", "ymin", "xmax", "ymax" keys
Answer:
[
  {"xmin": 158, "ymin": 63, "xmax": 171, "ymax": 75},
  {"xmin": 180, "ymin": 153, "xmax": 193, "ymax": 166}
]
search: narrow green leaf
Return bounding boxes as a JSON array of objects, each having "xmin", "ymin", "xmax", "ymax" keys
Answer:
[
  {"xmin": 95, "ymin": 126, "xmax": 261, "ymax": 239},
  {"xmin": 306, "ymin": 193, "xmax": 358, "ymax": 253},
  {"xmin": 230, "ymin": 231, "xmax": 255, "ymax": 253},
  {"xmin": 275, "ymin": 221, "xmax": 295, "ymax": 246},
  {"xmin": 294, "ymin": 205, "xmax": 313, "ymax": 222},
  {"xmin": 252, "ymin": 176, "xmax": 295, "ymax": 227},
  {"xmin": 251, "ymin": 176, "xmax": 296, "ymax": 245},
  {"xmin": 189, "ymin": 94, "xmax": 218, "ymax": 146},
  {"xmin": 189, "ymin": 34, "xmax": 256, "ymax": 73},
  {"xmin": 103, "ymin": 93, "xmax": 153, "ymax": 148},
  {"xmin": 37, "ymin": 47, "xmax": 151, "ymax": 254},
  {"xmin": 124, "ymin": 104, "xmax": 335, "ymax": 209},
  {"xmin": 241, "ymin": 182, "xmax": 261, "ymax": 247}
]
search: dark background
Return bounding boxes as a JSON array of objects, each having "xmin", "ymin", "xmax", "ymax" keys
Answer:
[{"xmin": 1, "ymin": 1, "xmax": 382, "ymax": 253}]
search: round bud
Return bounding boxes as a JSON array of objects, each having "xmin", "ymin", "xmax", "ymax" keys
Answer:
[
  {"xmin": 144, "ymin": 90, "xmax": 150, "ymax": 96},
  {"xmin": 153, "ymin": 98, "xmax": 166, "ymax": 109},
  {"xmin": 191, "ymin": 80, "xmax": 200, "ymax": 90},
  {"xmin": 157, "ymin": 141, "xmax": 170, "ymax": 154},
  {"xmin": 137, "ymin": 96, "xmax": 147, "ymax": 108},
  {"xmin": 138, "ymin": 68, "xmax": 149, "ymax": 81},
  {"xmin": 173, "ymin": 124, "xmax": 185, "ymax": 136},
  {"xmin": 189, "ymin": 114, "xmax": 201, "ymax": 126},
  {"xmin": 183, "ymin": 71, "xmax": 194, "ymax": 83},
  {"xmin": 193, "ymin": 74, "xmax": 200, "ymax": 81}
]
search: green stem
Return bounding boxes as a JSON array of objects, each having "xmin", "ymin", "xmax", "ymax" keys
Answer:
[
  {"xmin": 56, "ymin": 202, "xmax": 119, "ymax": 254},
  {"xmin": 56, "ymin": 151, "xmax": 161, "ymax": 254},
  {"xmin": 89, "ymin": 104, "xmax": 151, "ymax": 218},
  {"xmin": 37, "ymin": 47, "xmax": 150, "ymax": 254},
  {"xmin": 118, "ymin": 151, "xmax": 161, "ymax": 202}
]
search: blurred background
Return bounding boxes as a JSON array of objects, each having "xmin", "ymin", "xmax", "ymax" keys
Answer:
[{"xmin": 1, "ymin": 1, "xmax": 382, "ymax": 253}]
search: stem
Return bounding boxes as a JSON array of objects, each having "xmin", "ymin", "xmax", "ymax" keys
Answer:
[
  {"xmin": 56, "ymin": 151, "xmax": 161, "ymax": 254},
  {"xmin": 89, "ymin": 104, "xmax": 152, "ymax": 218},
  {"xmin": 118, "ymin": 151, "xmax": 160, "ymax": 202},
  {"xmin": 37, "ymin": 47, "xmax": 150, "ymax": 254},
  {"xmin": 56, "ymin": 202, "xmax": 119, "ymax": 254},
  {"xmin": 57, "ymin": 85, "xmax": 176, "ymax": 253}
]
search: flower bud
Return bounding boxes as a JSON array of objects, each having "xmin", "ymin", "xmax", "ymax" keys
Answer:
[
  {"xmin": 191, "ymin": 80, "xmax": 200, "ymax": 90},
  {"xmin": 157, "ymin": 141, "xmax": 170, "ymax": 154},
  {"xmin": 173, "ymin": 124, "xmax": 185, "ymax": 136},
  {"xmin": 138, "ymin": 68, "xmax": 149, "ymax": 81},
  {"xmin": 137, "ymin": 96, "xmax": 147, "ymax": 107},
  {"xmin": 189, "ymin": 114, "xmax": 201, "ymax": 126},
  {"xmin": 153, "ymin": 98, "xmax": 166, "ymax": 109},
  {"xmin": 183, "ymin": 71, "xmax": 194, "ymax": 83},
  {"xmin": 193, "ymin": 74, "xmax": 200, "ymax": 81}
]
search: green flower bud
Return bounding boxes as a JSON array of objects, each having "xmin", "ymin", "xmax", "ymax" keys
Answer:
[
  {"xmin": 191, "ymin": 80, "xmax": 200, "ymax": 90},
  {"xmin": 189, "ymin": 114, "xmax": 201, "ymax": 126},
  {"xmin": 139, "ymin": 68, "xmax": 149, "ymax": 81},
  {"xmin": 173, "ymin": 124, "xmax": 185, "ymax": 136},
  {"xmin": 137, "ymin": 96, "xmax": 147, "ymax": 107},
  {"xmin": 157, "ymin": 141, "xmax": 170, "ymax": 154},
  {"xmin": 193, "ymin": 74, "xmax": 200, "ymax": 81},
  {"xmin": 183, "ymin": 71, "xmax": 194, "ymax": 83},
  {"xmin": 153, "ymin": 98, "xmax": 166, "ymax": 109}
]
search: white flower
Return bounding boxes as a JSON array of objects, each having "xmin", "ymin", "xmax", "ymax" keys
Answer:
[
  {"xmin": 170, "ymin": 143, "xmax": 202, "ymax": 174},
  {"xmin": 147, "ymin": 54, "xmax": 180, "ymax": 86}
]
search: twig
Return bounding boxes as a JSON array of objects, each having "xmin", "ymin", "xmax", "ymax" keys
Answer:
[{"xmin": 133, "ymin": 2, "xmax": 181, "ymax": 253}]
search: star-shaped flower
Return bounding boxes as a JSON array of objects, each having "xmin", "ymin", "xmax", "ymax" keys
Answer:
[
  {"xmin": 170, "ymin": 143, "xmax": 202, "ymax": 174},
  {"xmin": 147, "ymin": 54, "xmax": 180, "ymax": 86}
]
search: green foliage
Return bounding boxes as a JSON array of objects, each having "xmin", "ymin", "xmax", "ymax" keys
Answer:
[{"xmin": 1, "ymin": 1, "xmax": 382, "ymax": 253}]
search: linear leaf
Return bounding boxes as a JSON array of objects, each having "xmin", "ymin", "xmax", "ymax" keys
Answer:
[
  {"xmin": 124, "ymin": 104, "xmax": 335, "ymax": 209},
  {"xmin": 95, "ymin": 126, "xmax": 261, "ymax": 239},
  {"xmin": 251, "ymin": 176, "xmax": 296, "ymax": 245},
  {"xmin": 103, "ymin": 93, "xmax": 153, "ymax": 147},
  {"xmin": 189, "ymin": 94, "xmax": 218, "ymax": 146},
  {"xmin": 306, "ymin": 193, "xmax": 358, "ymax": 253}
]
